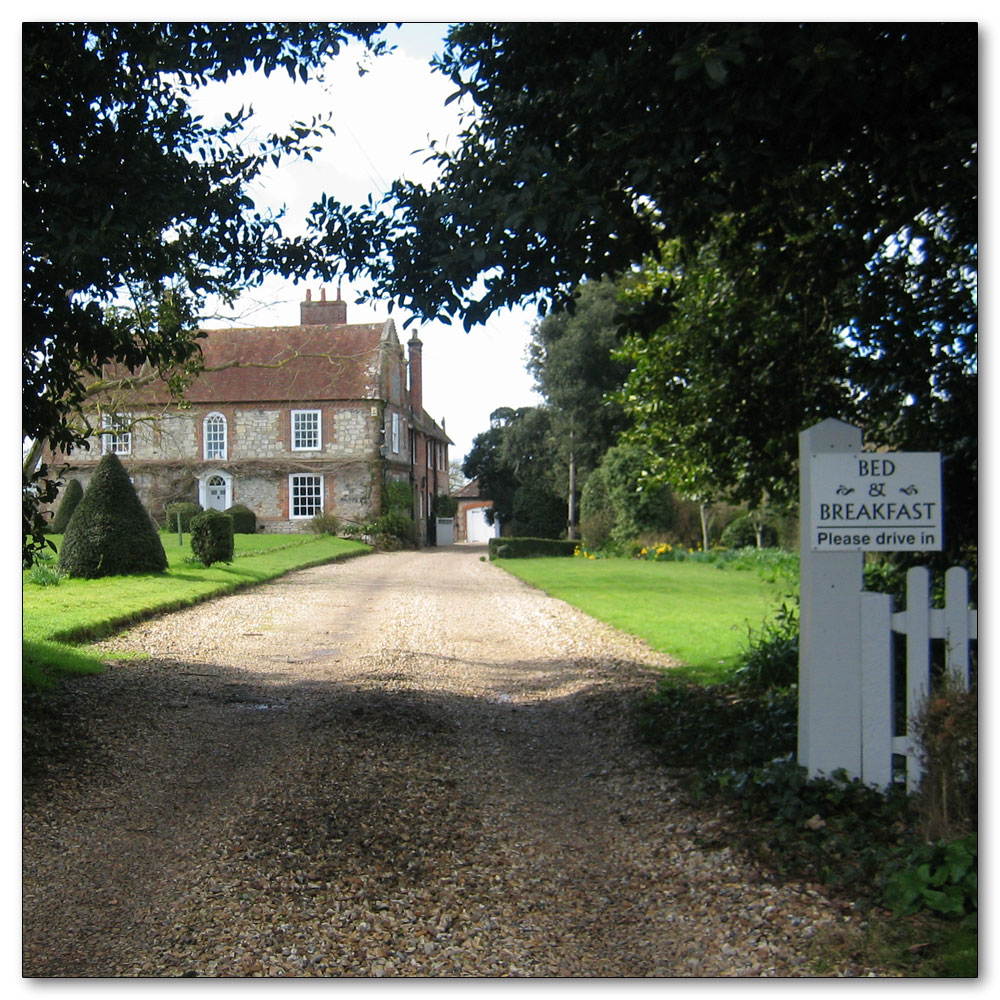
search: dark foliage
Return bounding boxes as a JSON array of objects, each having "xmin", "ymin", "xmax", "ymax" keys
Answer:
[
  {"xmin": 488, "ymin": 537, "xmax": 577, "ymax": 559},
  {"xmin": 224, "ymin": 503, "xmax": 257, "ymax": 534},
  {"xmin": 48, "ymin": 478, "xmax": 84, "ymax": 534},
  {"xmin": 189, "ymin": 509, "xmax": 234, "ymax": 566},
  {"xmin": 310, "ymin": 23, "xmax": 976, "ymax": 562},
  {"xmin": 57, "ymin": 453, "xmax": 166, "ymax": 577}
]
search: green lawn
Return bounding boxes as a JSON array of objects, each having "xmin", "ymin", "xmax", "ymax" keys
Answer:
[
  {"xmin": 23, "ymin": 532, "xmax": 370, "ymax": 688},
  {"xmin": 495, "ymin": 555, "xmax": 793, "ymax": 682}
]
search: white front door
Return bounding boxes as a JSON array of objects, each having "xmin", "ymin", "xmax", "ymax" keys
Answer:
[{"xmin": 202, "ymin": 473, "xmax": 231, "ymax": 511}]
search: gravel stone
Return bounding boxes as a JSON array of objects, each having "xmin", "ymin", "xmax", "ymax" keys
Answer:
[{"xmin": 23, "ymin": 546, "xmax": 893, "ymax": 977}]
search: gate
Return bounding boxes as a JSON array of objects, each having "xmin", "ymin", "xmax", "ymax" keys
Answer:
[{"xmin": 860, "ymin": 566, "xmax": 977, "ymax": 791}]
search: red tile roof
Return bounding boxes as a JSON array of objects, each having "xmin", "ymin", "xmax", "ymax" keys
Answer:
[
  {"xmin": 111, "ymin": 320, "xmax": 399, "ymax": 405},
  {"xmin": 188, "ymin": 321, "xmax": 393, "ymax": 403}
]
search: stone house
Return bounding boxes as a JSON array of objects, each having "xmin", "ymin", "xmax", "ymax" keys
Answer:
[{"xmin": 48, "ymin": 289, "xmax": 452, "ymax": 540}]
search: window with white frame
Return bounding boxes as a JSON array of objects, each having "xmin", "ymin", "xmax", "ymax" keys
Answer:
[
  {"xmin": 391, "ymin": 412, "xmax": 400, "ymax": 454},
  {"xmin": 101, "ymin": 412, "xmax": 131, "ymax": 455},
  {"xmin": 289, "ymin": 474, "xmax": 323, "ymax": 518},
  {"xmin": 203, "ymin": 412, "xmax": 227, "ymax": 460},
  {"xmin": 291, "ymin": 409, "xmax": 322, "ymax": 450}
]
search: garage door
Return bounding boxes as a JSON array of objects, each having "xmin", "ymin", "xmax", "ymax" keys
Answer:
[{"xmin": 467, "ymin": 507, "xmax": 497, "ymax": 543}]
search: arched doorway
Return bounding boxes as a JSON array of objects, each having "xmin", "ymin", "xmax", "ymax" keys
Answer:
[{"xmin": 199, "ymin": 470, "xmax": 232, "ymax": 511}]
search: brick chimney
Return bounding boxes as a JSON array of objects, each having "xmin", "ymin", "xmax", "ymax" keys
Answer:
[
  {"xmin": 408, "ymin": 335, "xmax": 423, "ymax": 417},
  {"xmin": 300, "ymin": 286, "xmax": 347, "ymax": 325}
]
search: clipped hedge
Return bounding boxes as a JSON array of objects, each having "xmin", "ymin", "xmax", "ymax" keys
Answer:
[
  {"xmin": 190, "ymin": 509, "xmax": 234, "ymax": 567},
  {"xmin": 49, "ymin": 478, "xmax": 84, "ymax": 534},
  {"xmin": 58, "ymin": 453, "xmax": 167, "ymax": 578},
  {"xmin": 224, "ymin": 503, "xmax": 257, "ymax": 534},
  {"xmin": 488, "ymin": 537, "xmax": 577, "ymax": 559}
]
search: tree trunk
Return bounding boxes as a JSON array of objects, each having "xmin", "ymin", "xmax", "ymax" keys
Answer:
[{"xmin": 567, "ymin": 443, "xmax": 577, "ymax": 540}]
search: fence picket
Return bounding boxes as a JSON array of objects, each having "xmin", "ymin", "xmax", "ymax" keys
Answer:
[
  {"xmin": 903, "ymin": 568, "xmax": 932, "ymax": 793},
  {"xmin": 944, "ymin": 566, "xmax": 973, "ymax": 690}
]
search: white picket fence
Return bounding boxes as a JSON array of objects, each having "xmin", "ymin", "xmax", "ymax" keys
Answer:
[{"xmin": 860, "ymin": 566, "xmax": 978, "ymax": 792}]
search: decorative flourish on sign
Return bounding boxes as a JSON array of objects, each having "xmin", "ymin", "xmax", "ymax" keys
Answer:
[
  {"xmin": 899, "ymin": 484, "xmax": 919, "ymax": 495},
  {"xmin": 835, "ymin": 485, "xmax": 856, "ymax": 495}
]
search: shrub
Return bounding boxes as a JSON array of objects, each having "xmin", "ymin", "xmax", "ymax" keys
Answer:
[
  {"xmin": 223, "ymin": 503, "xmax": 257, "ymax": 534},
  {"xmin": 730, "ymin": 599, "xmax": 800, "ymax": 692},
  {"xmin": 603, "ymin": 444, "xmax": 675, "ymax": 550},
  {"xmin": 579, "ymin": 465, "xmax": 614, "ymax": 551},
  {"xmin": 165, "ymin": 500, "xmax": 203, "ymax": 532},
  {"xmin": 48, "ymin": 478, "xmax": 84, "ymax": 534},
  {"xmin": 488, "ymin": 537, "xmax": 577, "ymax": 559},
  {"xmin": 190, "ymin": 509, "xmax": 234, "ymax": 566},
  {"xmin": 882, "ymin": 833, "xmax": 977, "ymax": 919},
  {"xmin": 911, "ymin": 673, "xmax": 978, "ymax": 841},
  {"xmin": 57, "ymin": 453, "xmax": 167, "ymax": 578},
  {"xmin": 582, "ymin": 445, "xmax": 675, "ymax": 552},
  {"xmin": 384, "ymin": 479, "xmax": 414, "ymax": 514},
  {"xmin": 511, "ymin": 481, "xmax": 566, "ymax": 538},
  {"xmin": 309, "ymin": 510, "xmax": 341, "ymax": 536},
  {"xmin": 372, "ymin": 509, "xmax": 415, "ymax": 545}
]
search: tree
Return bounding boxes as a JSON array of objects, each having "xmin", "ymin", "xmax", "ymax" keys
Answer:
[
  {"xmin": 309, "ymin": 23, "xmax": 976, "ymax": 556},
  {"xmin": 58, "ymin": 453, "xmax": 167, "ymax": 578},
  {"xmin": 600, "ymin": 444, "xmax": 676, "ymax": 552},
  {"xmin": 23, "ymin": 21, "xmax": 390, "ymax": 563},
  {"xmin": 527, "ymin": 279, "xmax": 629, "ymax": 472},
  {"xmin": 462, "ymin": 406, "xmax": 565, "ymax": 537},
  {"xmin": 310, "ymin": 24, "xmax": 975, "ymax": 327},
  {"xmin": 526, "ymin": 279, "xmax": 630, "ymax": 535},
  {"xmin": 617, "ymin": 217, "xmax": 977, "ymax": 559},
  {"xmin": 448, "ymin": 459, "xmax": 468, "ymax": 494}
]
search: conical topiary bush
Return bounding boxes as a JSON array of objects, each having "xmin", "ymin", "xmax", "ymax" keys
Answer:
[
  {"xmin": 58, "ymin": 453, "xmax": 167, "ymax": 578},
  {"xmin": 48, "ymin": 478, "xmax": 84, "ymax": 534}
]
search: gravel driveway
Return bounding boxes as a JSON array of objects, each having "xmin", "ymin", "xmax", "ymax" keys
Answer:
[{"xmin": 23, "ymin": 546, "xmax": 884, "ymax": 977}]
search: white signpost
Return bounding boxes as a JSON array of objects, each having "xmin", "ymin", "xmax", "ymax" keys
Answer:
[{"xmin": 798, "ymin": 419, "xmax": 943, "ymax": 781}]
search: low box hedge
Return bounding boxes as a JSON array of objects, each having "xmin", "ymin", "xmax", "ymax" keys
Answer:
[{"xmin": 488, "ymin": 537, "xmax": 577, "ymax": 559}]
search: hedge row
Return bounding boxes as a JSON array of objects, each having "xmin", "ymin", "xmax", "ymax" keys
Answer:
[{"xmin": 488, "ymin": 537, "xmax": 578, "ymax": 559}]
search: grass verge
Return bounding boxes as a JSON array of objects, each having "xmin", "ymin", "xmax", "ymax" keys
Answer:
[
  {"xmin": 494, "ymin": 554, "xmax": 789, "ymax": 681},
  {"xmin": 23, "ymin": 532, "xmax": 370, "ymax": 688}
]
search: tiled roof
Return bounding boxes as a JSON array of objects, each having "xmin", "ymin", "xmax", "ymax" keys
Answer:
[
  {"xmin": 453, "ymin": 478, "xmax": 481, "ymax": 498},
  {"xmin": 97, "ymin": 315, "xmax": 452, "ymax": 443},
  {"xmin": 187, "ymin": 322, "xmax": 392, "ymax": 403}
]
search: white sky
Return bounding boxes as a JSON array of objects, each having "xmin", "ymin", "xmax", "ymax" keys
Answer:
[{"xmin": 187, "ymin": 22, "xmax": 544, "ymax": 467}]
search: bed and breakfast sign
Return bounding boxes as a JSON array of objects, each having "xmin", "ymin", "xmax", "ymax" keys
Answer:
[{"xmin": 807, "ymin": 452, "xmax": 943, "ymax": 552}]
